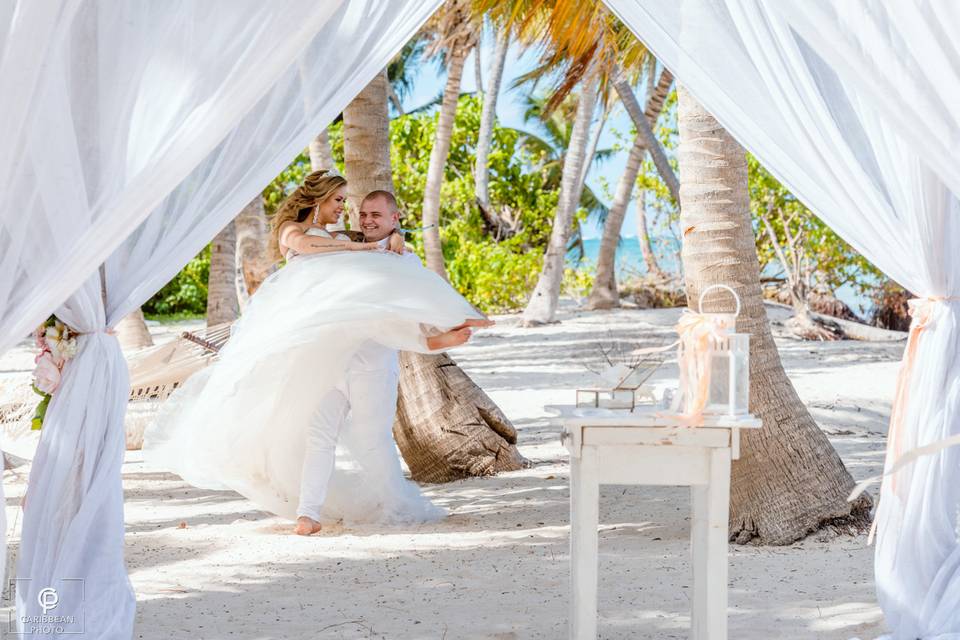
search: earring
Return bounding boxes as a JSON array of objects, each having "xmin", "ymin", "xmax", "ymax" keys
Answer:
[{"xmin": 312, "ymin": 206, "xmax": 320, "ymax": 225}]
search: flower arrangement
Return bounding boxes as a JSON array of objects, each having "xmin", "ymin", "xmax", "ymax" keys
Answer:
[{"xmin": 31, "ymin": 316, "xmax": 79, "ymax": 430}]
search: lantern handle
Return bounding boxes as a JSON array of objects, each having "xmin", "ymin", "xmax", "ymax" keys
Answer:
[{"xmin": 698, "ymin": 284, "xmax": 741, "ymax": 317}]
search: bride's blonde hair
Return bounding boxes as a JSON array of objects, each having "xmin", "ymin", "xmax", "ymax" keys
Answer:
[{"xmin": 268, "ymin": 170, "xmax": 348, "ymax": 261}]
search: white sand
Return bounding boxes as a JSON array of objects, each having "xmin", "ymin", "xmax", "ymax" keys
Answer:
[{"xmin": 0, "ymin": 304, "xmax": 902, "ymax": 639}]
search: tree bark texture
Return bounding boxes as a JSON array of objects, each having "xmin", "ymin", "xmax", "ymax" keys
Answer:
[
  {"xmin": 343, "ymin": 70, "xmax": 394, "ymax": 230},
  {"xmin": 676, "ymin": 85, "xmax": 869, "ymax": 544},
  {"xmin": 422, "ymin": 42, "xmax": 472, "ymax": 280},
  {"xmin": 521, "ymin": 71, "xmax": 598, "ymax": 325},
  {"xmin": 394, "ymin": 352, "xmax": 528, "ymax": 482},
  {"xmin": 234, "ymin": 195, "xmax": 275, "ymax": 308},
  {"xmin": 474, "ymin": 28, "xmax": 510, "ymax": 214},
  {"xmin": 206, "ymin": 220, "xmax": 239, "ymax": 327}
]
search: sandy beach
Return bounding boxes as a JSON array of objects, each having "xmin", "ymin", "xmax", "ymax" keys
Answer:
[{"xmin": 1, "ymin": 304, "xmax": 901, "ymax": 639}]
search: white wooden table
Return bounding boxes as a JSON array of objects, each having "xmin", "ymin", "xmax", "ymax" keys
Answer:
[{"xmin": 546, "ymin": 404, "xmax": 761, "ymax": 640}]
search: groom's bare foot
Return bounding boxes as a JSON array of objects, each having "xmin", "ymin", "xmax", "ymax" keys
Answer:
[
  {"xmin": 294, "ymin": 516, "xmax": 322, "ymax": 536},
  {"xmin": 426, "ymin": 327, "xmax": 472, "ymax": 351}
]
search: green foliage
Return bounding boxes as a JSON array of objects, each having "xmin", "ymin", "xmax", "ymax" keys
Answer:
[
  {"xmin": 747, "ymin": 154, "xmax": 881, "ymax": 296},
  {"xmin": 329, "ymin": 94, "xmax": 566, "ymax": 312},
  {"xmin": 142, "ymin": 246, "xmax": 211, "ymax": 316}
]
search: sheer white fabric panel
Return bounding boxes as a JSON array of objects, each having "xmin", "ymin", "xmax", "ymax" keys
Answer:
[
  {"xmin": 605, "ymin": 1, "xmax": 960, "ymax": 637},
  {"xmin": 105, "ymin": 0, "xmax": 445, "ymax": 322},
  {"xmin": 0, "ymin": 0, "xmax": 346, "ymax": 357},
  {"xmin": 3, "ymin": 1, "xmax": 443, "ymax": 637}
]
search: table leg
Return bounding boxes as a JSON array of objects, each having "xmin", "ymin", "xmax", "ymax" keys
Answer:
[
  {"xmin": 570, "ymin": 445, "xmax": 600, "ymax": 639},
  {"xmin": 690, "ymin": 447, "xmax": 731, "ymax": 640}
]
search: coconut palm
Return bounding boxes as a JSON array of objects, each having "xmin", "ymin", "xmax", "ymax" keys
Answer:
[
  {"xmin": 343, "ymin": 69, "xmax": 395, "ymax": 229},
  {"xmin": 206, "ymin": 221, "xmax": 239, "ymax": 326},
  {"xmin": 676, "ymin": 85, "xmax": 869, "ymax": 543},
  {"xmin": 521, "ymin": 69, "xmax": 598, "ymax": 325},
  {"xmin": 478, "ymin": 0, "xmax": 647, "ymax": 324},
  {"xmin": 115, "ymin": 308, "xmax": 153, "ymax": 351},
  {"xmin": 421, "ymin": 0, "xmax": 479, "ymax": 279},
  {"xmin": 308, "ymin": 129, "xmax": 334, "ymax": 173},
  {"xmin": 340, "ymin": 50, "xmax": 527, "ymax": 481},
  {"xmin": 586, "ymin": 65, "xmax": 674, "ymax": 309},
  {"xmin": 234, "ymin": 196, "xmax": 275, "ymax": 307},
  {"xmin": 474, "ymin": 27, "xmax": 511, "ymax": 219}
]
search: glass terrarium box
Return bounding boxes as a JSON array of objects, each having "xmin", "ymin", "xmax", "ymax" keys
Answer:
[{"xmin": 576, "ymin": 363, "xmax": 657, "ymax": 411}]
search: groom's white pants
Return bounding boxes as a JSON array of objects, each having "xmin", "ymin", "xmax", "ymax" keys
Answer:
[{"xmin": 296, "ymin": 344, "xmax": 402, "ymax": 521}]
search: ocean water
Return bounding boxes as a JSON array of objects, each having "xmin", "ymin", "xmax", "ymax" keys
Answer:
[{"xmin": 571, "ymin": 237, "xmax": 873, "ymax": 318}]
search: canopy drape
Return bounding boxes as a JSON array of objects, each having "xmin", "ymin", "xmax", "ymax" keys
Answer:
[
  {"xmin": 605, "ymin": 0, "xmax": 960, "ymax": 636},
  {"xmin": 0, "ymin": 1, "xmax": 443, "ymax": 636}
]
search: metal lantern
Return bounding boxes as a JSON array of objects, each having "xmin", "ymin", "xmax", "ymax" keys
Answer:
[
  {"xmin": 675, "ymin": 284, "xmax": 751, "ymax": 418},
  {"xmin": 698, "ymin": 285, "xmax": 750, "ymax": 416},
  {"xmin": 705, "ymin": 332, "xmax": 750, "ymax": 416}
]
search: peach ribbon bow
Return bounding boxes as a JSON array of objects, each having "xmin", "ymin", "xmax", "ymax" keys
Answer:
[{"xmin": 846, "ymin": 296, "xmax": 959, "ymax": 543}]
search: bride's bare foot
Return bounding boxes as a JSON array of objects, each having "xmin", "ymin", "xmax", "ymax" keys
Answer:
[
  {"xmin": 294, "ymin": 516, "xmax": 322, "ymax": 536},
  {"xmin": 426, "ymin": 327, "xmax": 472, "ymax": 351},
  {"xmin": 453, "ymin": 318, "xmax": 495, "ymax": 330}
]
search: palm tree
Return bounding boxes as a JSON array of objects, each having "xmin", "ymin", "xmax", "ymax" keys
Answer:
[
  {"xmin": 340, "ymin": 55, "xmax": 527, "ymax": 481},
  {"xmin": 234, "ymin": 195, "xmax": 275, "ymax": 307},
  {"xmin": 519, "ymin": 93, "xmax": 611, "ymax": 220},
  {"xmin": 586, "ymin": 65, "xmax": 674, "ymax": 309},
  {"xmin": 479, "ymin": 0, "xmax": 647, "ymax": 324},
  {"xmin": 635, "ymin": 193, "xmax": 665, "ymax": 278},
  {"xmin": 474, "ymin": 27, "xmax": 511, "ymax": 218},
  {"xmin": 115, "ymin": 308, "xmax": 153, "ymax": 351},
  {"xmin": 676, "ymin": 85, "xmax": 869, "ymax": 543},
  {"xmin": 206, "ymin": 220, "xmax": 239, "ymax": 326},
  {"xmin": 308, "ymin": 129, "xmax": 335, "ymax": 173},
  {"xmin": 521, "ymin": 68, "xmax": 599, "ymax": 325},
  {"xmin": 419, "ymin": 0, "xmax": 478, "ymax": 279},
  {"xmin": 343, "ymin": 69, "xmax": 395, "ymax": 229}
]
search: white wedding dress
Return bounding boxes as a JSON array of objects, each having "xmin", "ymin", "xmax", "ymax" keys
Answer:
[{"xmin": 143, "ymin": 229, "xmax": 483, "ymax": 524}]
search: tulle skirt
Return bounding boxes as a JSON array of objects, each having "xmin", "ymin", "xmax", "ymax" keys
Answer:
[{"xmin": 143, "ymin": 250, "xmax": 483, "ymax": 523}]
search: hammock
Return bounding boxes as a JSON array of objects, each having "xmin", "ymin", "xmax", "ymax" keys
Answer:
[
  {"xmin": 127, "ymin": 322, "xmax": 231, "ymax": 401},
  {"xmin": 0, "ymin": 323, "xmax": 233, "ymax": 453}
]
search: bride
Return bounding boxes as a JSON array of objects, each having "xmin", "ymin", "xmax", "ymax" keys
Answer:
[{"xmin": 143, "ymin": 170, "xmax": 490, "ymax": 529}]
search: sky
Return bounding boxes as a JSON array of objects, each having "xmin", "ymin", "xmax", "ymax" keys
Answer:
[{"xmin": 398, "ymin": 33, "xmax": 642, "ymax": 242}]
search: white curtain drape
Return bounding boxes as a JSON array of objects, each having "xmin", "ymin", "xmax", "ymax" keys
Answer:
[
  {"xmin": 605, "ymin": 1, "xmax": 960, "ymax": 637},
  {"xmin": 1, "ymin": 1, "xmax": 443, "ymax": 636}
]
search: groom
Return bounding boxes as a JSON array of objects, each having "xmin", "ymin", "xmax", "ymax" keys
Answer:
[{"xmin": 294, "ymin": 190, "xmax": 490, "ymax": 535}]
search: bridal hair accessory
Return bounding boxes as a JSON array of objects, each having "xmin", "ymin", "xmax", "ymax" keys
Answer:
[{"xmin": 31, "ymin": 316, "xmax": 80, "ymax": 429}]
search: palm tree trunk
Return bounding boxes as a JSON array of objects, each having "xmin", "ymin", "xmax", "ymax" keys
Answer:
[
  {"xmin": 645, "ymin": 67, "xmax": 674, "ymax": 125},
  {"xmin": 341, "ymin": 68, "xmax": 526, "ymax": 482},
  {"xmin": 474, "ymin": 32, "xmax": 484, "ymax": 98},
  {"xmin": 676, "ymin": 85, "xmax": 870, "ymax": 544},
  {"xmin": 635, "ymin": 195, "xmax": 664, "ymax": 277},
  {"xmin": 115, "ymin": 308, "xmax": 153, "ymax": 351},
  {"xmin": 343, "ymin": 69, "xmax": 394, "ymax": 230},
  {"xmin": 394, "ymin": 352, "xmax": 528, "ymax": 482},
  {"xmin": 422, "ymin": 44, "xmax": 472, "ymax": 279},
  {"xmin": 207, "ymin": 220, "xmax": 239, "ymax": 326},
  {"xmin": 586, "ymin": 66, "xmax": 674, "ymax": 308},
  {"xmin": 234, "ymin": 195, "xmax": 275, "ymax": 308},
  {"xmin": 585, "ymin": 132, "xmax": 646, "ymax": 309},
  {"xmin": 576, "ymin": 99, "xmax": 607, "ymax": 199},
  {"xmin": 308, "ymin": 128, "xmax": 335, "ymax": 173},
  {"xmin": 613, "ymin": 67, "xmax": 679, "ymax": 205},
  {"xmin": 522, "ymin": 70, "xmax": 598, "ymax": 326},
  {"xmin": 475, "ymin": 29, "xmax": 510, "ymax": 214}
]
